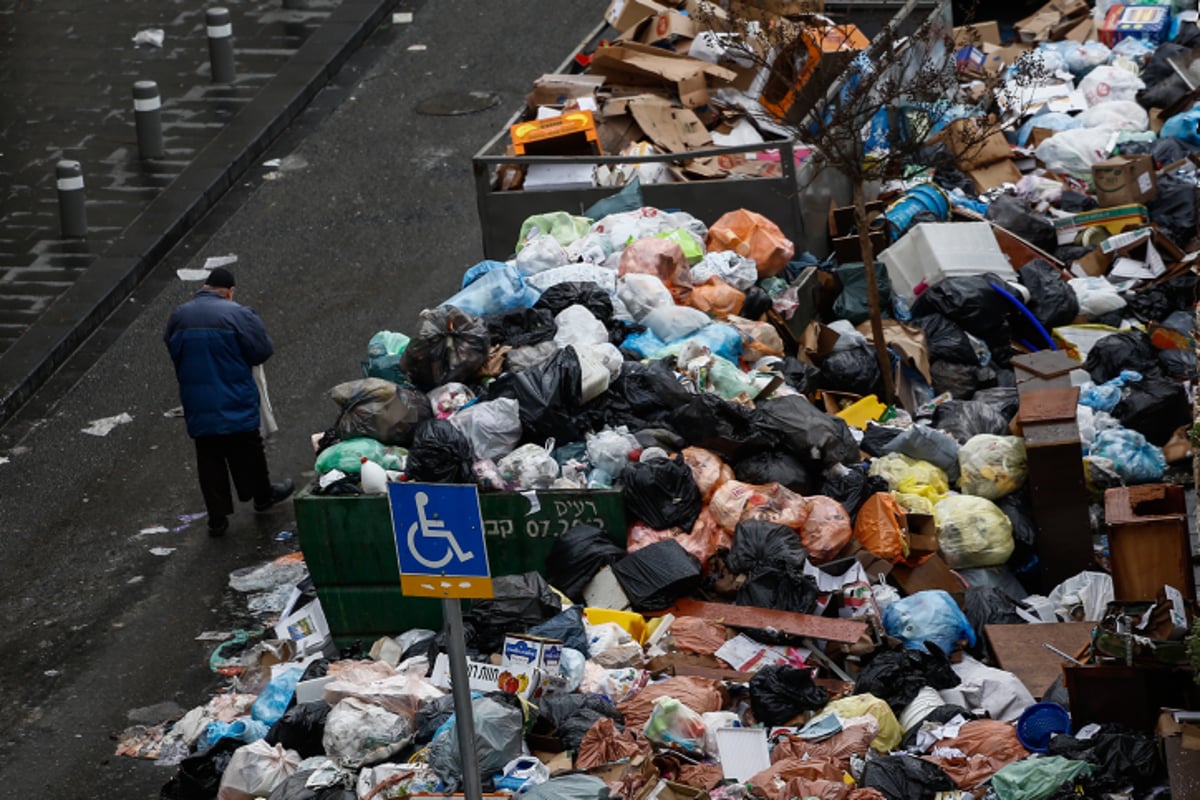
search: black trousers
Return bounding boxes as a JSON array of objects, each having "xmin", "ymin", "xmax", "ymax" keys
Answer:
[{"xmin": 194, "ymin": 430, "xmax": 272, "ymax": 519}]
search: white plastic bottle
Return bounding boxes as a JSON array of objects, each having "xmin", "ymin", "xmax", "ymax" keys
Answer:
[{"xmin": 360, "ymin": 457, "xmax": 388, "ymax": 494}]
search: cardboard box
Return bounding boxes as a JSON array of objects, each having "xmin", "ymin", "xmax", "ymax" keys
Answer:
[
  {"xmin": 430, "ymin": 653, "xmax": 544, "ymax": 700},
  {"xmin": 606, "ymin": 0, "xmax": 669, "ymax": 32},
  {"xmin": 1070, "ymin": 226, "xmax": 1184, "ymax": 280},
  {"xmin": 502, "ymin": 633, "xmax": 563, "ymax": 672},
  {"xmin": 935, "ymin": 117, "xmax": 1011, "ymax": 171},
  {"xmin": 1158, "ymin": 710, "xmax": 1200, "ymax": 800},
  {"xmin": 587, "ymin": 754, "xmax": 657, "ymax": 786},
  {"xmin": 639, "ymin": 9, "xmax": 702, "ymax": 45},
  {"xmin": 589, "ymin": 42, "xmax": 737, "ymax": 108},
  {"xmin": 1092, "ymin": 154, "xmax": 1157, "ymax": 208},
  {"xmin": 968, "ymin": 158, "xmax": 1022, "ymax": 192},
  {"xmin": 1014, "ymin": 0, "xmax": 1089, "ymax": 43},
  {"xmin": 1100, "ymin": 4, "xmax": 1171, "ymax": 48},
  {"xmin": 953, "ymin": 21, "xmax": 1002, "ymax": 47},
  {"xmin": 637, "ymin": 780, "xmax": 711, "ymax": 800},
  {"xmin": 1053, "ymin": 204, "xmax": 1150, "ymax": 245}
]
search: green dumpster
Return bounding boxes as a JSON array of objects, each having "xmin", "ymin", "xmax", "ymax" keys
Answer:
[{"xmin": 294, "ymin": 487, "xmax": 626, "ymax": 645}]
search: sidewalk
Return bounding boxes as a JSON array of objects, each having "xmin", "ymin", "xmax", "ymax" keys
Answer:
[{"xmin": 0, "ymin": 0, "xmax": 396, "ymax": 425}]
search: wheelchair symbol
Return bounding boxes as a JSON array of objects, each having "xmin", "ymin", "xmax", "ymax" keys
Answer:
[{"xmin": 406, "ymin": 491, "xmax": 475, "ymax": 570}]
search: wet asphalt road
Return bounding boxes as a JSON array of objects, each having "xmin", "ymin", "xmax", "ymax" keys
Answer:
[{"xmin": 0, "ymin": 0, "xmax": 599, "ymax": 795}]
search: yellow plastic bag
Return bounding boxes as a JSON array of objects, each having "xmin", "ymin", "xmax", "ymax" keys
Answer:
[
  {"xmin": 958, "ymin": 434, "xmax": 1027, "ymax": 500},
  {"xmin": 869, "ymin": 453, "xmax": 950, "ymax": 506},
  {"xmin": 933, "ymin": 494, "xmax": 1014, "ymax": 569},
  {"xmin": 810, "ymin": 693, "xmax": 902, "ymax": 752}
]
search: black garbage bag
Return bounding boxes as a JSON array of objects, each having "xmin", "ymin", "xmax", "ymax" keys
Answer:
[
  {"xmin": 860, "ymin": 424, "xmax": 905, "ymax": 458},
  {"xmin": 932, "ymin": 400, "xmax": 1011, "ymax": 444},
  {"xmin": 776, "ymin": 356, "xmax": 824, "ymax": 393},
  {"xmin": 820, "ymin": 465, "xmax": 889, "ymax": 520},
  {"xmin": 728, "ymin": 520, "xmax": 807, "ymax": 573},
  {"xmin": 1153, "ymin": 134, "xmax": 1200, "ymax": 167},
  {"xmin": 740, "ymin": 285, "xmax": 774, "ymax": 320},
  {"xmin": 820, "ymin": 343, "xmax": 883, "ymax": 397},
  {"xmin": 1124, "ymin": 287, "xmax": 1172, "ymax": 324},
  {"xmin": 545, "ymin": 525, "xmax": 625, "ymax": 602},
  {"xmin": 931, "ymin": 360, "xmax": 995, "ymax": 400},
  {"xmin": 972, "ymin": 386, "xmax": 1021, "ymax": 424},
  {"xmin": 1160, "ymin": 347, "xmax": 1197, "ymax": 379},
  {"xmin": 608, "ymin": 360, "xmax": 692, "ymax": 428},
  {"xmin": 1048, "ymin": 725, "xmax": 1162, "ymax": 788},
  {"xmin": 1113, "ymin": 375, "xmax": 1191, "ymax": 446},
  {"xmin": 1083, "ymin": 330, "xmax": 1160, "ymax": 383},
  {"xmin": 911, "ymin": 275, "xmax": 1012, "ymax": 355},
  {"xmin": 934, "ymin": 166, "xmax": 977, "ymax": 197},
  {"xmin": 265, "ymin": 701, "xmax": 331, "ymax": 759},
  {"xmin": 405, "ymin": 419, "xmax": 474, "ymax": 483},
  {"xmin": 737, "ymin": 563, "xmax": 820, "ymax": 616},
  {"xmin": 853, "ymin": 644, "xmax": 960, "ymax": 711},
  {"xmin": 488, "ymin": 346, "xmax": 584, "ymax": 443},
  {"xmin": 266, "ymin": 771, "xmax": 355, "ymax": 800},
  {"xmin": 757, "ymin": 394, "xmax": 860, "ymax": 468},
  {"xmin": 527, "ymin": 605, "xmax": 589, "ymax": 654},
  {"xmin": 916, "ymin": 314, "xmax": 978, "ymax": 365},
  {"xmin": 415, "ymin": 695, "xmax": 457, "ymax": 745},
  {"xmin": 1057, "ymin": 244, "xmax": 1094, "ymax": 264},
  {"xmin": 159, "ymin": 737, "xmax": 242, "ymax": 800},
  {"xmin": 484, "ymin": 307, "xmax": 556, "ymax": 349},
  {"xmin": 899, "ymin": 704, "xmax": 979, "ymax": 749},
  {"xmin": 671, "ymin": 393, "xmax": 779, "ymax": 462},
  {"xmin": 400, "ymin": 306, "xmax": 490, "ymax": 388},
  {"xmin": 860, "ymin": 755, "xmax": 956, "ymax": 799},
  {"xmin": 610, "ymin": 539, "xmax": 702, "ymax": 612},
  {"xmin": 535, "ymin": 282, "xmax": 615, "ymax": 325},
  {"xmin": 963, "ymin": 586, "xmax": 1023, "ymax": 659},
  {"xmin": 540, "ymin": 693, "xmax": 624, "ymax": 752},
  {"xmin": 1059, "ymin": 190, "xmax": 1098, "ymax": 213},
  {"xmin": 1148, "ymin": 172, "xmax": 1199, "ymax": 248},
  {"xmin": 995, "ymin": 489, "xmax": 1038, "ymax": 581},
  {"xmin": 618, "ymin": 458, "xmax": 702, "ymax": 532},
  {"xmin": 467, "ymin": 572, "xmax": 563, "ymax": 654},
  {"xmin": 733, "ymin": 450, "xmax": 813, "ymax": 494},
  {"xmin": 987, "ymin": 195, "xmax": 1057, "ymax": 253},
  {"xmin": 1137, "ymin": 43, "xmax": 1191, "ymax": 109},
  {"xmin": 330, "ymin": 379, "xmax": 432, "ymax": 447},
  {"xmin": 749, "ymin": 666, "xmax": 829, "ymax": 725},
  {"xmin": 1018, "ymin": 260, "xmax": 1079, "ymax": 335}
]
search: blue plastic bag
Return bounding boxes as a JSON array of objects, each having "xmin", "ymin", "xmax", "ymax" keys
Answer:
[
  {"xmin": 442, "ymin": 263, "xmax": 540, "ymax": 317},
  {"xmin": 461, "ymin": 259, "xmax": 509, "ymax": 289},
  {"xmin": 1016, "ymin": 111, "xmax": 1082, "ymax": 146},
  {"xmin": 1161, "ymin": 108, "xmax": 1200, "ymax": 148},
  {"xmin": 882, "ymin": 589, "xmax": 976, "ymax": 653},
  {"xmin": 654, "ymin": 324, "xmax": 744, "ymax": 363},
  {"xmin": 200, "ymin": 717, "xmax": 269, "ymax": 750},
  {"xmin": 1090, "ymin": 428, "xmax": 1166, "ymax": 483},
  {"xmin": 251, "ymin": 667, "xmax": 304, "ymax": 725},
  {"xmin": 1079, "ymin": 369, "xmax": 1142, "ymax": 413}
]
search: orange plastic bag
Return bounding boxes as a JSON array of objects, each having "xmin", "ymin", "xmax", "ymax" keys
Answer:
[
  {"xmin": 670, "ymin": 616, "xmax": 730, "ymax": 656},
  {"xmin": 628, "ymin": 514, "xmax": 728, "ymax": 567},
  {"xmin": 710, "ymin": 481, "xmax": 810, "ymax": 532},
  {"xmin": 574, "ymin": 717, "xmax": 649, "ymax": 770},
  {"xmin": 705, "ymin": 209, "xmax": 795, "ymax": 278},
  {"xmin": 801, "ymin": 496, "xmax": 853, "ymax": 564},
  {"xmin": 683, "ymin": 447, "xmax": 735, "ymax": 501},
  {"xmin": 617, "ymin": 675, "xmax": 723, "ymax": 728},
  {"xmin": 689, "ymin": 276, "xmax": 745, "ymax": 319},
  {"xmin": 618, "ymin": 237, "xmax": 692, "ymax": 304},
  {"xmin": 853, "ymin": 492, "xmax": 909, "ymax": 563}
]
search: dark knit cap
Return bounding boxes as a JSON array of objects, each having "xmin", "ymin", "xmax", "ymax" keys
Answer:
[{"xmin": 205, "ymin": 267, "xmax": 236, "ymax": 289}]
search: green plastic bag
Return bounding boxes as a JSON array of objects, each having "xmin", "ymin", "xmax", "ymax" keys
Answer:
[
  {"xmin": 362, "ymin": 330, "xmax": 410, "ymax": 383},
  {"xmin": 656, "ymin": 229, "xmax": 705, "ymax": 265},
  {"xmin": 992, "ymin": 755, "xmax": 1093, "ymax": 800},
  {"xmin": 315, "ymin": 438, "xmax": 405, "ymax": 474},
  {"xmin": 515, "ymin": 212, "xmax": 592, "ymax": 252}
]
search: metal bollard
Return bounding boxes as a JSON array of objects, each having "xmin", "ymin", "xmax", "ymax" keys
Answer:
[
  {"xmin": 206, "ymin": 7, "xmax": 236, "ymax": 84},
  {"xmin": 132, "ymin": 81, "xmax": 164, "ymax": 160},
  {"xmin": 56, "ymin": 161, "xmax": 87, "ymax": 239}
]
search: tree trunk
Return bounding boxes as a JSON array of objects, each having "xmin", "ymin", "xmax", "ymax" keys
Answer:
[{"xmin": 853, "ymin": 182, "xmax": 896, "ymax": 405}]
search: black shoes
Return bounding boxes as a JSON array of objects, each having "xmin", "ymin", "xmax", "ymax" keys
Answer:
[
  {"xmin": 254, "ymin": 479, "xmax": 295, "ymax": 512},
  {"xmin": 208, "ymin": 515, "xmax": 229, "ymax": 537}
]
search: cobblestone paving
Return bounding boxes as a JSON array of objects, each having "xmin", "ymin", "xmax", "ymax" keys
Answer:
[{"xmin": 0, "ymin": 0, "xmax": 336, "ymax": 354}]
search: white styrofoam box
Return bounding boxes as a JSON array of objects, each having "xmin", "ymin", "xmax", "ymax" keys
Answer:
[{"xmin": 878, "ymin": 222, "xmax": 1014, "ymax": 302}]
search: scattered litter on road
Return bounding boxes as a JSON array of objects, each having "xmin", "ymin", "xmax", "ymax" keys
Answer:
[
  {"xmin": 195, "ymin": 631, "xmax": 234, "ymax": 642},
  {"xmin": 393, "ymin": 11, "xmax": 413, "ymax": 23},
  {"xmin": 137, "ymin": 526, "xmax": 170, "ymax": 537},
  {"xmin": 149, "ymin": 547, "xmax": 176, "ymax": 557},
  {"xmin": 81, "ymin": 412, "xmax": 133, "ymax": 436},
  {"xmin": 407, "ymin": 43, "xmax": 427, "ymax": 51},
  {"xmin": 163, "ymin": 406, "xmax": 185, "ymax": 418},
  {"xmin": 132, "ymin": 28, "xmax": 164, "ymax": 48}
]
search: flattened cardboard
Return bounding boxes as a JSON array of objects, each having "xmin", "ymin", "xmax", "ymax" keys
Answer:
[
  {"xmin": 935, "ymin": 117, "xmax": 1011, "ymax": 170},
  {"xmin": 629, "ymin": 100, "xmax": 713, "ymax": 152},
  {"xmin": 969, "ymin": 158, "xmax": 1022, "ymax": 191},
  {"xmin": 953, "ymin": 21, "xmax": 1002, "ymax": 46},
  {"xmin": 526, "ymin": 74, "xmax": 607, "ymax": 109},
  {"xmin": 589, "ymin": 42, "xmax": 737, "ymax": 108},
  {"xmin": 606, "ymin": 0, "xmax": 669, "ymax": 32}
]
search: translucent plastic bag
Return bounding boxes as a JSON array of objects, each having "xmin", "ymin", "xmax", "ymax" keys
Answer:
[
  {"xmin": 882, "ymin": 589, "xmax": 976, "ymax": 654},
  {"xmin": 441, "ymin": 263, "xmax": 540, "ymax": 317},
  {"xmin": 1078, "ymin": 65, "xmax": 1144, "ymax": 106},
  {"xmin": 853, "ymin": 492, "xmax": 910, "ymax": 564},
  {"xmin": 1068, "ymin": 278, "xmax": 1126, "ymax": 318},
  {"xmin": 1079, "ymin": 100, "xmax": 1148, "ymax": 133},
  {"xmin": 652, "ymin": 323, "xmax": 744, "ymax": 363},
  {"xmin": 586, "ymin": 426, "xmax": 641, "ymax": 476},
  {"xmin": 516, "ymin": 211, "xmax": 592, "ymax": 251},
  {"xmin": 692, "ymin": 250, "xmax": 758, "ymax": 290},
  {"xmin": 330, "ymin": 378, "xmax": 432, "ymax": 447},
  {"xmin": 933, "ymin": 494, "xmax": 1014, "ymax": 569},
  {"xmin": 643, "ymin": 696, "xmax": 707, "ymax": 752},
  {"xmin": 644, "ymin": 304, "xmax": 712, "ymax": 341},
  {"xmin": 726, "ymin": 314, "xmax": 784, "ymax": 360},
  {"xmin": 658, "ymin": 228, "xmax": 705, "ymax": 265},
  {"xmin": 690, "ymin": 277, "xmax": 745, "ymax": 319},
  {"xmin": 315, "ymin": 438, "xmax": 405, "ymax": 474},
  {"xmin": 1046, "ymin": 39, "xmax": 1110, "ymax": 76},
  {"xmin": 810, "ymin": 694, "xmax": 902, "ymax": 753},
  {"xmin": 801, "ymin": 495, "xmax": 853, "ymax": 564},
  {"xmin": 516, "ymin": 231, "xmax": 571, "ymax": 276},
  {"xmin": 682, "ymin": 446, "xmax": 735, "ymax": 501},
  {"xmin": 869, "ymin": 453, "xmax": 951, "ymax": 507},
  {"xmin": 957, "ymin": 435, "xmax": 1027, "ymax": 500},
  {"xmin": 1035, "ymin": 128, "xmax": 1117, "ymax": 178},
  {"xmin": 572, "ymin": 343, "xmax": 614, "ymax": 403},
  {"xmin": 525, "ymin": 263, "xmax": 618, "ymax": 294},
  {"xmin": 428, "ymin": 697, "xmax": 524, "ymax": 792},
  {"xmin": 400, "ymin": 307, "xmax": 491, "ymax": 389},
  {"xmin": 429, "ymin": 383, "xmax": 474, "ymax": 419},
  {"xmin": 705, "ymin": 208, "xmax": 795, "ymax": 278},
  {"xmin": 322, "ymin": 697, "xmax": 413, "ymax": 767},
  {"xmin": 590, "ymin": 207, "xmax": 704, "ymax": 253},
  {"xmin": 1090, "ymin": 428, "xmax": 1166, "ymax": 483},
  {"xmin": 567, "ymin": 231, "xmax": 616, "ymax": 265},
  {"xmin": 251, "ymin": 667, "xmax": 303, "ymax": 725},
  {"xmin": 992, "ymin": 756, "xmax": 1093, "ymax": 800},
  {"xmin": 553, "ymin": 305, "xmax": 609, "ymax": 348},
  {"xmin": 618, "ymin": 237, "xmax": 693, "ymax": 304},
  {"xmin": 1078, "ymin": 369, "xmax": 1142, "ymax": 413},
  {"xmin": 617, "ymin": 273, "xmax": 674, "ymax": 321},
  {"xmin": 449, "ymin": 398, "xmax": 522, "ymax": 461},
  {"xmin": 216, "ymin": 740, "xmax": 300, "ymax": 800},
  {"xmin": 497, "ymin": 443, "xmax": 560, "ymax": 490},
  {"xmin": 709, "ymin": 480, "xmax": 810, "ymax": 532}
]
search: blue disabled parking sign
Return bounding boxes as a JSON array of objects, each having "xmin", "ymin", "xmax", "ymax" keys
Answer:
[{"xmin": 387, "ymin": 482, "xmax": 493, "ymax": 599}]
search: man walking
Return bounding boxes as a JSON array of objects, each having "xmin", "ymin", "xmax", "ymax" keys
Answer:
[{"xmin": 165, "ymin": 267, "xmax": 293, "ymax": 536}]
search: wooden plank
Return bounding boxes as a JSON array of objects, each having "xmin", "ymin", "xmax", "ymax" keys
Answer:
[
  {"xmin": 985, "ymin": 622, "xmax": 1095, "ymax": 699},
  {"xmin": 669, "ymin": 598, "xmax": 867, "ymax": 644},
  {"xmin": 1016, "ymin": 387, "xmax": 1081, "ymax": 425}
]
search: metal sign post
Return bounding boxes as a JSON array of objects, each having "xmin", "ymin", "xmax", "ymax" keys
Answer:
[{"xmin": 388, "ymin": 482, "xmax": 493, "ymax": 800}]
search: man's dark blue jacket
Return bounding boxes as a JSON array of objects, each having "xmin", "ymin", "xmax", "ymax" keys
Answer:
[{"xmin": 164, "ymin": 289, "xmax": 274, "ymax": 438}]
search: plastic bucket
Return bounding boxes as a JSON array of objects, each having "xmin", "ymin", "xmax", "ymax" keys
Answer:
[
  {"xmin": 876, "ymin": 184, "xmax": 950, "ymax": 241},
  {"xmin": 1016, "ymin": 702, "xmax": 1071, "ymax": 753}
]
